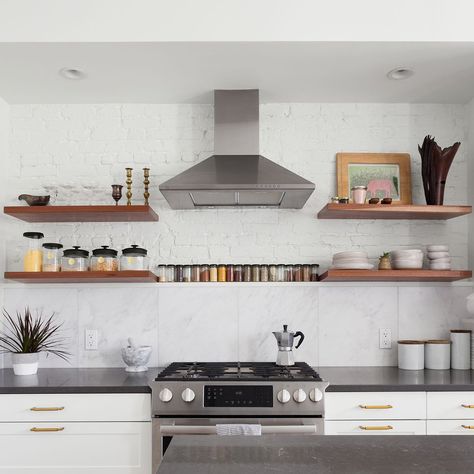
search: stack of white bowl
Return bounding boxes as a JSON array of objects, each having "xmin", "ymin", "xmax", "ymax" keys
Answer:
[
  {"xmin": 427, "ymin": 245, "xmax": 451, "ymax": 270},
  {"xmin": 331, "ymin": 251, "xmax": 374, "ymax": 270},
  {"xmin": 390, "ymin": 249, "xmax": 423, "ymax": 269}
]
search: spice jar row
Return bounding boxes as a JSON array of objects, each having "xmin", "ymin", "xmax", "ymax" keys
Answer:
[
  {"xmin": 156, "ymin": 264, "xmax": 320, "ymax": 283},
  {"xmin": 22, "ymin": 232, "xmax": 148, "ymax": 272}
]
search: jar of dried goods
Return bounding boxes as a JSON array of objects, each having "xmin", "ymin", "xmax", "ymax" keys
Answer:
[
  {"xmin": 293, "ymin": 264, "xmax": 302, "ymax": 282},
  {"xmin": 90, "ymin": 246, "xmax": 119, "ymax": 271},
  {"xmin": 310, "ymin": 264, "xmax": 320, "ymax": 281},
  {"xmin": 62, "ymin": 246, "xmax": 89, "ymax": 272},
  {"xmin": 23, "ymin": 232, "xmax": 44, "ymax": 272},
  {"xmin": 226, "ymin": 264, "xmax": 234, "ymax": 282},
  {"xmin": 218, "ymin": 264, "xmax": 226, "ymax": 282},
  {"xmin": 276, "ymin": 264, "xmax": 285, "ymax": 282},
  {"xmin": 183, "ymin": 265, "xmax": 192, "ymax": 282},
  {"xmin": 191, "ymin": 264, "xmax": 200, "ymax": 282},
  {"xmin": 209, "ymin": 264, "xmax": 218, "ymax": 282},
  {"xmin": 42, "ymin": 242, "xmax": 63, "ymax": 272},
  {"xmin": 269, "ymin": 265, "xmax": 277, "ymax": 282},
  {"xmin": 243, "ymin": 264, "xmax": 252, "ymax": 282},
  {"xmin": 285, "ymin": 265, "xmax": 294, "ymax": 282},
  {"xmin": 157, "ymin": 265, "xmax": 167, "ymax": 282},
  {"xmin": 302, "ymin": 264, "xmax": 311, "ymax": 282},
  {"xmin": 200, "ymin": 264, "xmax": 210, "ymax": 282},
  {"xmin": 234, "ymin": 264, "xmax": 243, "ymax": 282},
  {"xmin": 166, "ymin": 265, "xmax": 176, "ymax": 282},
  {"xmin": 120, "ymin": 245, "xmax": 148, "ymax": 271},
  {"xmin": 176, "ymin": 265, "xmax": 184, "ymax": 282},
  {"xmin": 260, "ymin": 265, "xmax": 269, "ymax": 282},
  {"xmin": 251, "ymin": 264, "xmax": 260, "ymax": 282}
]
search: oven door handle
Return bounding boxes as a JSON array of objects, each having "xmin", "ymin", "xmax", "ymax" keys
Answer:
[{"xmin": 160, "ymin": 424, "xmax": 318, "ymax": 436}]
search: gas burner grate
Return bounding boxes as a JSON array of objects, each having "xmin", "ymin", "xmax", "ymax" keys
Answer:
[{"xmin": 155, "ymin": 361, "xmax": 322, "ymax": 382}]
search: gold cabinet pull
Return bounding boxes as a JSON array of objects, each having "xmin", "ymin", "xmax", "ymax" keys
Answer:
[
  {"xmin": 462, "ymin": 425, "xmax": 474, "ymax": 430},
  {"xmin": 461, "ymin": 404, "xmax": 474, "ymax": 409},
  {"xmin": 30, "ymin": 406, "xmax": 65, "ymax": 412},
  {"xmin": 359, "ymin": 404, "xmax": 393, "ymax": 410},
  {"xmin": 359, "ymin": 425, "xmax": 393, "ymax": 431},
  {"xmin": 30, "ymin": 427, "xmax": 65, "ymax": 432}
]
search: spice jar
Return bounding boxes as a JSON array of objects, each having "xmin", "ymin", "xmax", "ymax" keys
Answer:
[
  {"xmin": 234, "ymin": 265, "xmax": 243, "ymax": 282},
  {"xmin": 209, "ymin": 264, "xmax": 218, "ymax": 282},
  {"xmin": 293, "ymin": 264, "xmax": 302, "ymax": 282},
  {"xmin": 91, "ymin": 246, "xmax": 119, "ymax": 271},
  {"xmin": 166, "ymin": 265, "xmax": 176, "ymax": 282},
  {"xmin": 260, "ymin": 265, "xmax": 269, "ymax": 282},
  {"xmin": 302, "ymin": 264, "xmax": 311, "ymax": 282},
  {"xmin": 120, "ymin": 245, "xmax": 148, "ymax": 271},
  {"xmin": 310, "ymin": 264, "xmax": 319, "ymax": 281},
  {"xmin": 191, "ymin": 265, "xmax": 200, "ymax": 282},
  {"xmin": 226, "ymin": 264, "xmax": 234, "ymax": 282},
  {"xmin": 351, "ymin": 185, "xmax": 368, "ymax": 204},
  {"xmin": 243, "ymin": 264, "xmax": 252, "ymax": 282},
  {"xmin": 157, "ymin": 265, "xmax": 167, "ymax": 282},
  {"xmin": 62, "ymin": 246, "xmax": 89, "ymax": 272},
  {"xmin": 276, "ymin": 264, "xmax": 285, "ymax": 282},
  {"xmin": 200, "ymin": 264, "xmax": 210, "ymax": 282},
  {"xmin": 176, "ymin": 265, "xmax": 184, "ymax": 282},
  {"xmin": 23, "ymin": 232, "xmax": 44, "ymax": 272},
  {"xmin": 218, "ymin": 264, "xmax": 226, "ymax": 282},
  {"xmin": 269, "ymin": 265, "xmax": 277, "ymax": 282},
  {"xmin": 251, "ymin": 264, "xmax": 260, "ymax": 282},
  {"xmin": 183, "ymin": 265, "xmax": 192, "ymax": 282},
  {"xmin": 42, "ymin": 242, "xmax": 63, "ymax": 272},
  {"xmin": 285, "ymin": 265, "xmax": 294, "ymax": 282}
]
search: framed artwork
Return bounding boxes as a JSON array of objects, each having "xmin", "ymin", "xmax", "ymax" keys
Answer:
[{"xmin": 336, "ymin": 153, "xmax": 412, "ymax": 204}]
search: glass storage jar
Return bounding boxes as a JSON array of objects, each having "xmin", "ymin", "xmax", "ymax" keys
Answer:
[
  {"xmin": 233, "ymin": 264, "xmax": 243, "ymax": 282},
  {"xmin": 293, "ymin": 264, "xmax": 302, "ymax": 282},
  {"xmin": 175, "ymin": 265, "xmax": 184, "ymax": 282},
  {"xmin": 183, "ymin": 265, "xmax": 192, "ymax": 282},
  {"xmin": 166, "ymin": 265, "xmax": 176, "ymax": 282},
  {"xmin": 243, "ymin": 264, "xmax": 252, "ymax": 282},
  {"xmin": 191, "ymin": 264, "xmax": 200, "ymax": 282},
  {"xmin": 157, "ymin": 265, "xmax": 167, "ymax": 282},
  {"xmin": 218, "ymin": 264, "xmax": 226, "ymax": 282},
  {"xmin": 310, "ymin": 264, "xmax": 320, "ymax": 281},
  {"xmin": 269, "ymin": 265, "xmax": 277, "ymax": 282},
  {"xmin": 200, "ymin": 264, "xmax": 210, "ymax": 282},
  {"xmin": 260, "ymin": 265, "xmax": 269, "ymax": 282},
  {"xmin": 120, "ymin": 245, "xmax": 148, "ymax": 271},
  {"xmin": 62, "ymin": 246, "xmax": 89, "ymax": 272},
  {"xmin": 276, "ymin": 264, "xmax": 285, "ymax": 282},
  {"xmin": 209, "ymin": 264, "xmax": 218, "ymax": 282},
  {"xmin": 302, "ymin": 264, "xmax": 311, "ymax": 282},
  {"xmin": 23, "ymin": 232, "xmax": 44, "ymax": 272},
  {"xmin": 42, "ymin": 243, "xmax": 63, "ymax": 272},
  {"xmin": 285, "ymin": 265, "xmax": 294, "ymax": 282},
  {"xmin": 226, "ymin": 264, "xmax": 234, "ymax": 282},
  {"xmin": 90, "ymin": 246, "xmax": 119, "ymax": 271},
  {"xmin": 251, "ymin": 264, "xmax": 260, "ymax": 282}
]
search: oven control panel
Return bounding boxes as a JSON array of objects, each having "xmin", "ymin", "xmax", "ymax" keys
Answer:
[{"xmin": 204, "ymin": 385, "xmax": 273, "ymax": 407}]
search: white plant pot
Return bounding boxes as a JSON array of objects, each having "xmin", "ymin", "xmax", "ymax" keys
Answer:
[{"xmin": 12, "ymin": 353, "xmax": 39, "ymax": 376}]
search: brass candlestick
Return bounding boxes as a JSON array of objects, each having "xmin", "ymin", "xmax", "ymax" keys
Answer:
[
  {"xmin": 125, "ymin": 168, "xmax": 133, "ymax": 206},
  {"xmin": 143, "ymin": 168, "xmax": 150, "ymax": 205}
]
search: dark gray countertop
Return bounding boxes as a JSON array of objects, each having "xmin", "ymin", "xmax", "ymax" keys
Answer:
[{"xmin": 157, "ymin": 435, "xmax": 474, "ymax": 474}]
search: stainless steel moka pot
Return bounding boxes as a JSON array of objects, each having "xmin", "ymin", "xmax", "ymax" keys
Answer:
[{"xmin": 272, "ymin": 324, "xmax": 305, "ymax": 366}]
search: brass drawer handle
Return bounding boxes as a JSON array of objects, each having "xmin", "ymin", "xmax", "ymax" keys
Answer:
[
  {"xmin": 461, "ymin": 404, "xmax": 474, "ymax": 409},
  {"xmin": 30, "ymin": 407, "xmax": 65, "ymax": 412},
  {"xmin": 462, "ymin": 425, "xmax": 474, "ymax": 430},
  {"xmin": 359, "ymin": 404, "xmax": 393, "ymax": 410},
  {"xmin": 30, "ymin": 427, "xmax": 65, "ymax": 432},
  {"xmin": 359, "ymin": 425, "xmax": 393, "ymax": 431}
]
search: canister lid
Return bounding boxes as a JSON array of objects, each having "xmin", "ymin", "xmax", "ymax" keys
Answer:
[
  {"xmin": 92, "ymin": 245, "xmax": 117, "ymax": 257},
  {"xmin": 122, "ymin": 244, "xmax": 147, "ymax": 256},
  {"xmin": 351, "ymin": 186, "xmax": 368, "ymax": 190},
  {"xmin": 450, "ymin": 329, "xmax": 472, "ymax": 333},
  {"xmin": 23, "ymin": 232, "xmax": 44, "ymax": 239},
  {"xmin": 397, "ymin": 340, "xmax": 425, "ymax": 344},
  {"xmin": 63, "ymin": 246, "xmax": 89, "ymax": 257},
  {"xmin": 425, "ymin": 339, "xmax": 450, "ymax": 344},
  {"xmin": 43, "ymin": 243, "xmax": 63, "ymax": 249}
]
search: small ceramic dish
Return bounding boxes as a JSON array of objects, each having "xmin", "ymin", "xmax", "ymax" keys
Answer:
[
  {"xmin": 427, "ymin": 257, "xmax": 450, "ymax": 264},
  {"xmin": 390, "ymin": 249, "xmax": 423, "ymax": 259},
  {"xmin": 333, "ymin": 251, "xmax": 369, "ymax": 260},
  {"xmin": 18, "ymin": 194, "xmax": 50, "ymax": 206},
  {"xmin": 332, "ymin": 257, "xmax": 370, "ymax": 265},
  {"xmin": 429, "ymin": 262, "xmax": 451, "ymax": 270},
  {"xmin": 427, "ymin": 245, "xmax": 449, "ymax": 252},
  {"xmin": 427, "ymin": 251, "xmax": 450, "ymax": 260},
  {"xmin": 381, "ymin": 197, "xmax": 392, "ymax": 205},
  {"xmin": 331, "ymin": 263, "xmax": 374, "ymax": 270},
  {"xmin": 391, "ymin": 259, "xmax": 423, "ymax": 269},
  {"xmin": 368, "ymin": 198, "xmax": 380, "ymax": 204}
]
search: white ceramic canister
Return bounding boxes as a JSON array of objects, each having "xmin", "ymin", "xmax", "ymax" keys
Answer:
[
  {"xmin": 351, "ymin": 186, "xmax": 368, "ymax": 204},
  {"xmin": 398, "ymin": 340, "xmax": 425, "ymax": 370},
  {"xmin": 424, "ymin": 340, "xmax": 450, "ymax": 370},
  {"xmin": 450, "ymin": 330, "xmax": 472, "ymax": 370}
]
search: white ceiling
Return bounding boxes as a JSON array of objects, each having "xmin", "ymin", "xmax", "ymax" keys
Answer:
[{"xmin": 1, "ymin": 42, "xmax": 474, "ymax": 104}]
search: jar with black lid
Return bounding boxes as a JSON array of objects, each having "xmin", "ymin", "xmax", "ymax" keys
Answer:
[
  {"xmin": 120, "ymin": 245, "xmax": 148, "ymax": 271},
  {"xmin": 42, "ymin": 243, "xmax": 63, "ymax": 272},
  {"xmin": 243, "ymin": 264, "xmax": 252, "ymax": 282},
  {"xmin": 310, "ymin": 264, "xmax": 320, "ymax": 281},
  {"xmin": 91, "ymin": 246, "xmax": 118, "ymax": 271},
  {"xmin": 62, "ymin": 246, "xmax": 89, "ymax": 272}
]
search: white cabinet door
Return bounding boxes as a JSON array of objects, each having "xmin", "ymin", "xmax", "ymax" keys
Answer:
[
  {"xmin": 325, "ymin": 420, "xmax": 426, "ymax": 435},
  {"xmin": 0, "ymin": 422, "xmax": 151, "ymax": 474},
  {"xmin": 325, "ymin": 392, "xmax": 426, "ymax": 420},
  {"xmin": 427, "ymin": 420, "xmax": 474, "ymax": 435},
  {"xmin": 427, "ymin": 392, "xmax": 474, "ymax": 420}
]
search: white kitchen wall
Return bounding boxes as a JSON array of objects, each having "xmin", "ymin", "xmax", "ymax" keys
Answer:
[{"xmin": 0, "ymin": 102, "xmax": 472, "ymax": 368}]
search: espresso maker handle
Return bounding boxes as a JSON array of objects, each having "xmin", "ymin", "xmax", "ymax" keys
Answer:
[{"xmin": 294, "ymin": 331, "xmax": 305, "ymax": 349}]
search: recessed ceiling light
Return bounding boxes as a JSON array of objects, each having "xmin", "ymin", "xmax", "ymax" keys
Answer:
[
  {"xmin": 59, "ymin": 68, "xmax": 86, "ymax": 80},
  {"xmin": 386, "ymin": 67, "xmax": 414, "ymax": 80}
]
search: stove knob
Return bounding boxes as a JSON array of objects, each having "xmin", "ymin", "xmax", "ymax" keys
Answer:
[
  {"xmin": 159, "ymin": 388, "xmax": 173, "ymax": 403},
  {"xmin": 293, "ymin": 389, "xmax": 307, "ymax": 403},
  {"xmin": 309, "ymin": 388, "xmax": 323, "ymax": 403},
  {"xmin": 181, "ymin": 388, "xmax": 195, "ymax": 403},
  {"xmin": 277, "ymin": 389, "xmax": 291, "ymax": 404}
]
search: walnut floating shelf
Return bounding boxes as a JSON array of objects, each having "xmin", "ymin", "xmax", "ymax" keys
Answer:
[
  {"xmin": 3, "ymin": 205, "xmax": 159, "ymax": 223},
  {"xmin": 319, "ymin": 269, "xmax": 472, "ymax": 283},
  {"xmin": 317, "ymin": 203, "xmax": 471, "ymax": 220},
  {"xmin": 4, "ymin": 271, "xmax": 158, "ymax": 283}
]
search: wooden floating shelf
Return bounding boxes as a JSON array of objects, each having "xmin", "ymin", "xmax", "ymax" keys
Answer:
[
  {"xmin": 3, "ymin": 205, "xmax": 159, "ymax": 223},
  {"xmin": 4, "ymin": 271, "xmax": 158, "ymax": 283},
  {"xmin": 319, "ymin": 269, "xmax": 472, "ymax": 282},
  {"xmin": 317, "ymin": 203, "xmax": 472, "ymax": 220}
]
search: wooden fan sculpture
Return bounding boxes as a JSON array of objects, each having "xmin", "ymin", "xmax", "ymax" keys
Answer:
[{"xmin": 418, "ymin": 135, "xmax": 460, "ymax": 205}]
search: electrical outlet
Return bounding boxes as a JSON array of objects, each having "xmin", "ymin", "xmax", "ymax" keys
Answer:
[
  {"xmin": 85, "ymin": 329, "xmax": 98, "ymax": 350},
  {"xmin": 379, "ymin": 328, "xmax": 392, "ymax": 349}
]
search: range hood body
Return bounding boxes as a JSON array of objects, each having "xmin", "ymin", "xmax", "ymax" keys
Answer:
[{"xmin": 159, "ymin": 89, "xmax": 315, "ymax": 209}]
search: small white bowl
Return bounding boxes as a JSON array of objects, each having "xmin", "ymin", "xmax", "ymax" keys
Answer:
[
  {"xmin": 121, "ymin": 346, "xmax": 152, "ymax": 372},
  {"xmin": 390, "ymin": 249, "xmax": 423, "ymax": 259},
  {"xmin": 429, "ymin": 262, "xmax": 451, "ymax": 270},
  {"xmin": 427, "ymin": 245, "xmax": 449, "ymax": 252},
  {"xmin": 331, "ymin": 257, "xmax": 370, "ymax": 265},
  {"xmin": 333, "ymin": 251, "xmax": 368, "ymax": 260},
  {"xmin": 427, "ymin": 251, "xmax": 450, "ymax": 260},
  {"xmin": 392, "ymin": 259, "xmax": 423, "ymax": 269}
]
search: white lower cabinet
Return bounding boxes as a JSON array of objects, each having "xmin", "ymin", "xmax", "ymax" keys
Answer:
[
  {"xmin": 427, "ymin": 419, "xmax": 474, "ymax": 435},
  {"xmin": 325, "ymin": 420, "xmax": 426, "ymax": 435}
]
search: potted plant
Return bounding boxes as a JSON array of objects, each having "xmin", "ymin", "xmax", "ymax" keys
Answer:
[
  {"xmin": 378, "ymin": 252, "xmax": 391, "ymax": 270},
  {"xmin": 0, "ymin": 307, "xmax": 70, "ymax": 375}
]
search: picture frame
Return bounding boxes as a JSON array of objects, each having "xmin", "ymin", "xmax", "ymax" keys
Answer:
[{"xmin": 336, "ymin": 152, "xmax": 412, "ymax": 204}]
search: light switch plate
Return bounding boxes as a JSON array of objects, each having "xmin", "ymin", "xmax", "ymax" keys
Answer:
[{"xmin": 379, "ymin": 328, "xmax": 391, "ymax": 349}]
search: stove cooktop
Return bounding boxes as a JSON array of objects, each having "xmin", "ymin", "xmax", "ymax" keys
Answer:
[{"xmin": 155, "ymin": 362, "xmax": 322, "ymax": 382}]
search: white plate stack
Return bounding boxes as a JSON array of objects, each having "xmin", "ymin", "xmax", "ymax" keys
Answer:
[
  {"xmin": 390, "ymin": 249, "xmax": 423, "ymax": 269},
  {"xmin": 331, "ymin": 251, "xmax": 374, "ymax": 270},
  {"xmin": 427, "ymin": 245, "xmax": 451, "ymax": 270}
]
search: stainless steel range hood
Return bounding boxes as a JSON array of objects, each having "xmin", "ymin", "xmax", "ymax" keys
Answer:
[{"xmin": 159, "ymin": 90, "xmax": 315, "ymax": 209}]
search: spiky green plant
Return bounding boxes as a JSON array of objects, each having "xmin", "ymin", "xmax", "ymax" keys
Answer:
[{"xmin": 0, "ymin": 307, "xmax": 70, "ymax": 361}]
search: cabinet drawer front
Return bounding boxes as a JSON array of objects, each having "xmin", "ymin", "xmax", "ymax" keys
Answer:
[
  {"xmin": 427, "ymin": 419, "xmax": 474, "ymax": 435},
  {"xmin": 325, "ymin": 392, "xmax": 426, "ymax": 420},
  {"xmin": 0, "ymin": 394, "xmax": 150, "ymax": 422},
  {"xmin": 0, "ymin": 422, "xmax": 151, "ymax": 473},
  {"xmin": 325, "ymin": 420, "xmax": 426, "ymax": 435},
  {"xmin": 427, "ymin": 392, "xmax": 474, "ymax": 420}
]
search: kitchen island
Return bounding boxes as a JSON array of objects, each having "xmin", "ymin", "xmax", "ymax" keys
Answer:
[{"xmin": 157, "ymin": 435, "xmax": 474, "ymax": 473}]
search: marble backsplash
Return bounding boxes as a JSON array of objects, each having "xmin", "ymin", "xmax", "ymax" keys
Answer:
[{"xmin": 0, "ymin": 284, "xmax": 473, "ymax": 369}]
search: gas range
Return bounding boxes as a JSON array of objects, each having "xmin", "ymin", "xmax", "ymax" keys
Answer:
[{"xmin": 152, "ymin": 362, "xmax": 328, "ymax": 417}]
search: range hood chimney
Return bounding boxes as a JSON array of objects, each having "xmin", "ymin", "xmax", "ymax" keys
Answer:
[{"xmin": 159, "ymin": 90, "xmax": 315, "ymax": 209}]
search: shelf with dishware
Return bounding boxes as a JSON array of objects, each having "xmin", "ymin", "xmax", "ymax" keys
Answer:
[
  {"xmin": 318, "ymin": 269, "xmax": 472, "ymax": 282},
  {"xmin": 3, "ymin": 205, "xmax": 159, "ymax": 222},
  {"xmin": 3, "ymin": 271, "xmax": 159, "ymax": 284},
  {"xmin": 317, "ymin": 203, "xmax": 472, "ymax": 220}
]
